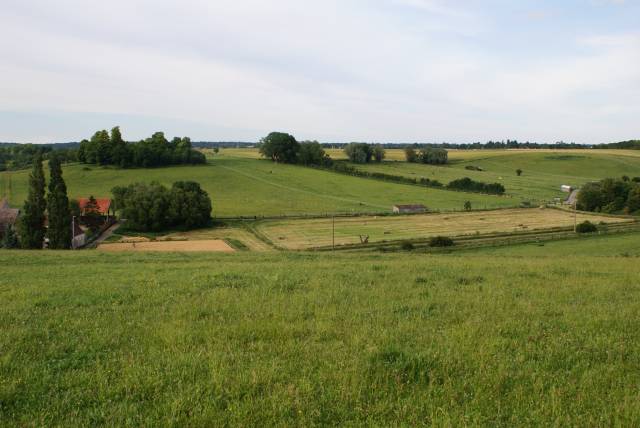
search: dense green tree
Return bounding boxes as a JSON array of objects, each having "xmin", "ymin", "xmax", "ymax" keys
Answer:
[
  {"xmin": 259, "ymin": 132, "xmax": 300, "ymax": 163},
  {"xmin": 168, "ymin": 181, "xmax": 212, "ymax": 229},
  {"xmin": 404, "ymin": 147, "xmax": 418, "ymax": 163},
  {"xmin": 372, "ymin": 144, "xmax": 386, "ymax": 163},
  {"xmin": 1, "ymin": 225, "xmax": 19, "ymax": 249},
  {"xmin": 626, "ymin": 185, "xmax": 640, "ymax": 213},
  {"xmin": 516, "ymin": 169, "xmax": 523, "ymax": 176},
  {"xmin": 19, "ymin": 154, "xmax": 47, "ymax": 249},
  {"xmin": 298, "ymin": 141, "xmax": 329, "ymax": 166},
  {"xmin": 46, "ymin": 155, "xmax": 72, "ymax": 249},
  {"xmin": 418, "ymin": 148, "xmax": 448, "ymax": 165},
  {"xmin": 464, "ymin": 201, "xmax": 472, "ymax": 211},
  {"xmin": 344, "ymin": 143, "xmax": 373, "ymax": 164},
  {"xmin": 577, "ymin": 182, "xmax": 603, "ymax": 212}
]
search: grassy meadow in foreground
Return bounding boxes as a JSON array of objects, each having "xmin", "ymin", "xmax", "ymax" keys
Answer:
[{"xmin": 1, "ymin": 250, "xmax": 640, "ymax": 425}]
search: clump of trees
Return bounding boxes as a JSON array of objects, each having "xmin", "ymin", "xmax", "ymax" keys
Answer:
[
  {"xmin": 329, "ymin": 162, "xmax": 443, "ymax": 188},
  {"xmin": 112, "ymin": 181, "xmax": 212, "ymax": 232},
  {"xmin": 405, "ymin": 147, "xmax": 448, "ymax": 165},
  {"xmin": 447, "ymin": 177, "xmax": 505, "ymax": 195},
  {"xmin": 259, "ymin": 132, "xmax": 331, "ymax": 166},
  {"xmin": 17, "ymin": 154, "xmax": 73, "ymax": 249},
  {"xmin": 344, "ymin": 143, "xmax": 385, "ymax": 164},
  {"xmin": 78, "ymin": 127, "xmax": 206, "ymax": 168},
  {"xmin": 577, "ymin": 177, "xmax": 640, "ymax": 214}
]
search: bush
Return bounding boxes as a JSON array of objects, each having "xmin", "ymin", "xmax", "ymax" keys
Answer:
[
  {"xmin": 400, "ymin": 241, "xmax": 415, "ymax": 251},
  {"xmin": 447, "ymin": 177, "xmax": 505, "ymax": 195},
  {"xmin": 575, "ymin": 221, "xmax": 598, "ymax": 234},
  {"xmin": 429, "ymin": 236, "xmax": 454, "ymax": 247}
]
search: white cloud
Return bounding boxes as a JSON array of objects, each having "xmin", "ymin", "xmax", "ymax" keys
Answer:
[{"xmin": 0, "ymin": 0, "xmax": 638, "ymax": 143}]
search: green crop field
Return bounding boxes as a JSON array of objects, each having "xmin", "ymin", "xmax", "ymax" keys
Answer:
[
  {"xmin": 1, "ymin": 249, "xmax": 640, "ymax": 425},
  {"xmin": 1, "ymin": 153, "xmax": 517, "ymax": 217}
]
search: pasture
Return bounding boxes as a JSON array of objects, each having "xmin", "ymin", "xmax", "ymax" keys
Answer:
[
  {"xmin": 1, "ymin": 155, "xmax": 515, "ymax": 217},
  {"xmin": 256, "ymin": 207, "xmax": 632, "ymax": 250},
  {"xmin": 1, "ymin": 250, "xmax": 640, "ymax": 425}
]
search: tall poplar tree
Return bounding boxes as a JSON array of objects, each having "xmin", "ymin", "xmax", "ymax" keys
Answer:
[
  {"xmin": 19, "ymin": 154, "xmax": 46, "ymax": 249},
  {"xmin": 47, "ymin": 155, "xmax": 72, "ymax": 249}
]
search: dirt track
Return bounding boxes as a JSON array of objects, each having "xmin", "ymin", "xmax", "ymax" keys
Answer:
[{"xmin": 98, "ymin": 240, "xmax": 235, "ymax": 252}]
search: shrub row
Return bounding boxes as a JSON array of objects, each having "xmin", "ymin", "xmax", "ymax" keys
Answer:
[
  {"xmin": 327, "ymin": 162, "xmax": 444, "ymax": 188},
  {"xmin": 446, "ymin": 177, "xmax": 505, "ymax": 195}
]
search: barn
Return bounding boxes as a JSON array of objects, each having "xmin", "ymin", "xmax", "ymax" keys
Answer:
[{"xmin": 393, "ymin": 204, "xmax": 427, "ymax": 214}]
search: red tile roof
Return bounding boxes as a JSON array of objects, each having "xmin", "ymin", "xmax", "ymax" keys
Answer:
[{"xmin": 78, "ymin": 198, "xmax": 111, "ymax": 215}]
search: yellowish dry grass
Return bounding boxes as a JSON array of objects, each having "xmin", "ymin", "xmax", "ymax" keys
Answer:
[
  {"xmin": 257, "ymin": 208, "xmax": 633, "ymax": 250},
  {"xmin": 98, "ymin": 239, "xmax": 235, "ymax": 252}
]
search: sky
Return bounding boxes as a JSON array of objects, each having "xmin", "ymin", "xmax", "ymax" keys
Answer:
[{"xmin": 1, "ymin": 0, "xmax": 639, "ymax": 144}]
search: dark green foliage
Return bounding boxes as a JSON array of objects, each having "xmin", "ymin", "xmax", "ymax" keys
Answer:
[
  {"xmin": 168, "ymin": 181, "xmax": 213, "ymax": 230},
  {"xmin": 46, "ymin": 156, "xmax": 72, "ymax": 249},
  {"xmin": 19, "ymin": 154, "xmax": 46, "ymax": 249},
  {"xmin": 400, "ymin": 241, "xmax": 414, "ymax": 251},
  {"xmin": 259, "ymin": 132, "xmax": 300, "ymax": 163},
  {"xmin": 429, "ymin": 236, "xmax": 454, "ymax": 247},
  {"xmin": 327, "ymin": 162, "xmax": 444, "ymax": 189},
  {"xmin": 404, "ymin": 147, "xmax": 418, "ymax": 163},
  {"xmin": 78, "ymin": 128, "xmax": 205, "ymax": 168},
  {"xmin": 576, "ymin": 221, "xmax": 598, "ymax": 234},
  {"xmin": 297, "ymin": 141, "xmax": 331, "ymax": 166},
  {"xmin": 344, "ymin": 143, "xmax": 374, "ymax": 164},
  {"xmin": 447, "ymin": 177, "xmax": 505, "ymax": 195},
  {"xmin": 1, "ymin": 224, "xmax": 19, "ymax": 248},
  {"xmin": 465, "ymin": 165, "xmax": 483, "ymax": 171},
  {"xmin": 577, "ymin": 177, "xmax": 639, "ymax": 214},
  {"xmin": 0, "ymin": 144, "xmax": 76, "ymax": 171},
  {"xmin": 112, "ymin": 181, "xmax": 212, "ymax": 232},
  {"xmin": 69, "ymin": 199, "xmax": 81, "ymax": 218},
  {"xmin": 417, "ymin": 148, "xmax": 448, "ymax": 165},
  {"xmin": 516, "ymin": 169, "xmax": 523, "ymax": 176},
  {"xmin": 372, "ymin": 144, "xmax": 386, "ymax": 163},
  {"xmin": 464, "ymin": 201, "xmax": 472, "ymax": 211}
]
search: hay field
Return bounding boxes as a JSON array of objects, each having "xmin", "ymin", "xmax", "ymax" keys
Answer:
[
  {"xmin": 98, "ymin": 239, "xmax": 234, "ymax": 252},
  {"xmin": 257, "ymin": 208, "xmax": 633, "ymax": 250}
]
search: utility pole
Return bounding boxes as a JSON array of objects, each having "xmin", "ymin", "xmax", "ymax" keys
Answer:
[
  {"xmin": 71, "ymin": 216, "xmax": 76, "ymax": 249},
  {"xmin": 574, "ymin": 200, "xmax": 577, "ymax": 233},
  {"xmin": 332, "ymin": 215, "xmax": 337, "ymax": 251}
]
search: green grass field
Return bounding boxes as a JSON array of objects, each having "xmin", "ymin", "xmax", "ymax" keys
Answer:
[
  {"xmin": 0, "ymin": 154, "xmax": 517, "ymax": 217},
  {"xmin": 351, "ymin": 149, "xmax": 640, "ymax": 201},
  {"xmin": 2, "ymin": 249, "xmax": 640, "ymax": 425}
]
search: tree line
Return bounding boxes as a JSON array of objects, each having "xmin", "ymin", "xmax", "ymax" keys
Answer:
[
  {"xmin": 577, "ymin": 176, "xmax": 640, "ymax": 214},
  {"xmin": 78, "ymin": 127, "xmax": 206, "ymax": 168},
  {"xmin": 112, "ymin": 181, "xmax": 212, "ymax": 232},
  {"xmin": 0, "ymin": 144, "xmax": 77, "ymax": 171}
]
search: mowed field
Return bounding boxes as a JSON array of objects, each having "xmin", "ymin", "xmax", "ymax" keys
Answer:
[
  {"xmin": 2, "ymin": 250, "xmax": 640, "ymax": 425},
  {"xmin": 257, "ymin": 208, "xmax": 633, "ymax": 250},
  {"xmin": 1, "ymin": 154, "xmax": 515, "ymax": 217},
  {"xmin": 98, "ymin": 239, "xmax": 234, "ymax": 252}
]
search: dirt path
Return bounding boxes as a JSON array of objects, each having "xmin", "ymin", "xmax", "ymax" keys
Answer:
[{"xmin": 93, "ymin": 221, "xmax": 122, "ymax": 245}]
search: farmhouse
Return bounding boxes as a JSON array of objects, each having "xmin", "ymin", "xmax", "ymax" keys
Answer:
[
  {"xmin": 393, "ymin": 204, "xmax": 427, "ymax": 214},
  {"xmin": 0, "ymin": 198, "xmax": 20, "ymax": 238},
  {"xmin": 78, "ymin": 198, "xmax": 114, "ymax": 219}
]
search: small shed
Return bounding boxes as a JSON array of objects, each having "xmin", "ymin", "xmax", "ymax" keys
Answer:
[
  {"xmin": 560, "ymin": 185, "xmax": 573, "ymax": 193},
  {"xmin": 393, "ymin": 204, "xmax": 427, "ymax": 214}
]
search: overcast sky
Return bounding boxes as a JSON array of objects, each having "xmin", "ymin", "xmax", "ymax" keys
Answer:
[{"xmin": 1, "ymin": 0, "xmax": 638, "ymax": 144}]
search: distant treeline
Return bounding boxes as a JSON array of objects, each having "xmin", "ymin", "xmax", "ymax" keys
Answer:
[
  {"xmin": 78, "ymin": 127, "xmax": 206, "ymax": 168},
  {"xmin": 0, "ymin": 144, "xmax": 77, "ymax": 171},
  {"xmin": 595, "ymin": 140, "xmax": 640, "ymax": 150}
]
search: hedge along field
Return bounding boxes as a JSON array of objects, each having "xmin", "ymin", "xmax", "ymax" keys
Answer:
[
  {"xmin": 1, "ymin": 250, "xmax": 640, "ymax": 425},
  {"xmin": 2, "ymin": 155, "xmax": 516, "ymax": 217},
  {"xmin": 256, "ymin": 208, "xmax": 632, "ymax": 250}
]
